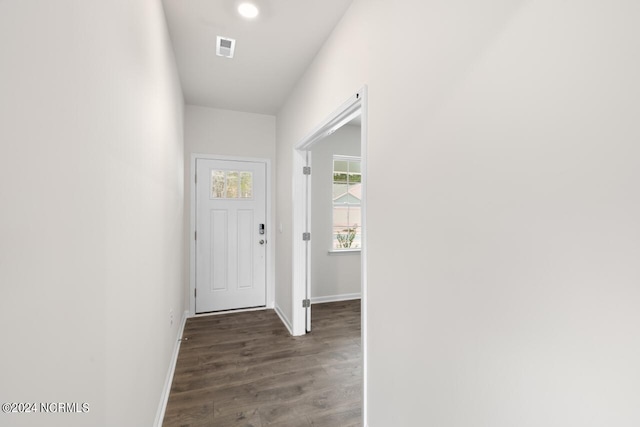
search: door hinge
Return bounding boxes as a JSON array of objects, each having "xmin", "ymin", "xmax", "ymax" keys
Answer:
[
  {"xmin": 303, "ymin": 166, "xmax": 311, "ymax": 175},
  {"xmin": 302, "ymin": 232, "xmax": 311, "ymax": 241},
  {"xmin": 194, "ymin": 231, "xmax": 197, "ymax": 240},
  {"xmin": 302, "ymin": 299, "xmax": 311, "ymax": 308},
  {"xmin": 195, "ymin": 173, "xmax": 197, "ymax": 184},
  {"xmin": 194, "ymin": 288, "xmax": 197, "ymax": 298}
]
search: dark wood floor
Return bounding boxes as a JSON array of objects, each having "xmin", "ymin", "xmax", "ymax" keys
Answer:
[{"xmin": 162, "ymin": 300, "xmax": 362, "ymax": 427}]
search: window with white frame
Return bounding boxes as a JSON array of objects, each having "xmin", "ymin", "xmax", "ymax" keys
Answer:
[{"xmin": 332, "ymin": 156, "xmax": 361, "ymax": 250}]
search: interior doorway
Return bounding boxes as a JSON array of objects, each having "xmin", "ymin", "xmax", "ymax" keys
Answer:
[
  {"xmin": 291, "ymin": 86, "xmax": 368, "ymax": 424},
  {"xmin": 308, "ymin": 122, "xmax": 362, "ymax": 316}
]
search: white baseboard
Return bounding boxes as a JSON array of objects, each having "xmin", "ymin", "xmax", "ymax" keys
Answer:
[
  {"xmin": 154, "ymin": 309, "xmax": 189, "ymax": 427},
  {"xmin": 310, "ymin": 293, "xmax": 361, "ymax": 304},
  {"xmin": 274, "ymin": 304, "xmax": 294, "ymax": 335},
  {"xmin": 194, "ymin": 306, "xmax": 268, "ymax": 317}
]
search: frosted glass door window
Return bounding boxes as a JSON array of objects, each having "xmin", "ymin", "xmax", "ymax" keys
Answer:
[
  {"xmin": 212, "ymin": 170, "xmax": 225, "ymax": 198},
  {"xmin": 211, "ymin": 170, "xmax": 253, "ymax": 199},
  {"xmin": 240, "ymin": 172, "xmax": 253, "ymax": 198}
]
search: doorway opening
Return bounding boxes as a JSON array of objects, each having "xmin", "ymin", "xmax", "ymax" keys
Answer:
[{"xmin": 291, "ymin": 86, "xmax": 368, "ymax": 425}]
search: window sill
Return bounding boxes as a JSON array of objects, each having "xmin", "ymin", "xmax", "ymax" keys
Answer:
[{"xmin": 328, "ymin": 249, "xmax": 361, "ymax": 255}]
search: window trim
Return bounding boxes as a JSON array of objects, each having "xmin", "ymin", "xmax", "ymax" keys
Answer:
[{"xmin": 328, "ymin": 248, "xmax": 361, "ymax": 254}]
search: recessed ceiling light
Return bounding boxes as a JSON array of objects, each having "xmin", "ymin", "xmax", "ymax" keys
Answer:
[{"xmin": 238, "ymin": 3, "xmax": 259, "ymax": 19}]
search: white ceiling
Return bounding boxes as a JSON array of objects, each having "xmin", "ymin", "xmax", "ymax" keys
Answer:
[{"xmin": 162, "ymin": 0, "xmax": 354, "ymax": 115}]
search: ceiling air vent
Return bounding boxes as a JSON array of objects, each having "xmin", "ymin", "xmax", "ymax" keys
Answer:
[{"xmin": 216, "ymin": 36, "xmax": 236, "ymax": 58}]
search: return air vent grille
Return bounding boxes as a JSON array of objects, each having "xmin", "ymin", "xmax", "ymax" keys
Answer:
[{"xmin": 216, "ymin": 36, "xmax": 236, "ymax": 58}]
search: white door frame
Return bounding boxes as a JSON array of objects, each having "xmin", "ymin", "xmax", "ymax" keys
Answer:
[
  {"xmin": 189, "ymin": 154, "xmax": 274, "ymax": 316},
  {"xmin": 291, "ymin": 86, "xmax": 368, "ymax": 425}
]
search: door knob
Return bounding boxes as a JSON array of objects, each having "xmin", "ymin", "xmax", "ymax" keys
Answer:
[{"xmin": 259, "ymin": 239, "xmax": 265, "ymax": 245}]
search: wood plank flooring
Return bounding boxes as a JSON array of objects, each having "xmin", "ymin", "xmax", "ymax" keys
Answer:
[{"xmin": 162, "ymin": 300, "xmax": 362, "ymax": 427}]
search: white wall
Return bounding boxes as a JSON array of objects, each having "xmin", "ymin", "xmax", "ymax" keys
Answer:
[
  {"xmin": 183, "ymin": 105, "xmax": 276, "ymax": 309},
  {"xmin": 277, "ymin": 0, "xmax": 640, "ymax": 425},
  {"xmin": 0, "ymin": 1, "xmax": 184, "ymax": 426},
  {"xmin": 310, "ymin": 124, "xmax": 361, "ymax": 301}
]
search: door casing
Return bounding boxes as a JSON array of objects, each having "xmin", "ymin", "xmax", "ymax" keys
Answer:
[{"xmin": 189, "ymin": 154, "xmax": 274, "ymax": 316}]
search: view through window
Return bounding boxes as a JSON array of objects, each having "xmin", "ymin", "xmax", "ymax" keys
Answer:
[{"xmin": 332, "ymin": 156, "xmax": 361, "ymax": 249}]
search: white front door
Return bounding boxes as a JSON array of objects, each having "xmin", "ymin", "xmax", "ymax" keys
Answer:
[{"xmin": 195, "ymin": 158, "xmax": 267, "ymax": 313}]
